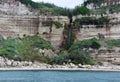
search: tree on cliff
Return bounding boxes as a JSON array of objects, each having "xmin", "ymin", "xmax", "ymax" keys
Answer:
[
  {"xmin": 20, "ymin": 0, "xmax": 39, "ymax": 9},
  {"xmin": 73, "ymin": 6, "xmax": 90, "ymax": 15},
  {"xmin": 83, "ymin": 0, "xmax": 104, "ymax": 9},
  {"xmin": 20, "ymin": 0, "xmax": 68, "ymax": 16}
]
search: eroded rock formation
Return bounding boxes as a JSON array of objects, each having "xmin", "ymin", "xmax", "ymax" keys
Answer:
[{"xmin": 0, "ymin": 0, "xmax": 32, "ymax": 15}]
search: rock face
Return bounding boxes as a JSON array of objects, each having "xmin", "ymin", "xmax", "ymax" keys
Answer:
[
  {"xmin": 0, "ymin": 15, "xmax": 68, "ymax": 48},
  {"xmin": 0, "ymin": 0, "xmax": 32, "ymax": 15},
  {"xmin": 0, "ymin": 0, "xmax": 68, "ymax": 48},
  {"xmin": 0, "ymin": 15, "xmax": 39, "ymax": 37},
  {"xmin": 75, "ymin": 13, "xmax": 120, "ymax": 40}
]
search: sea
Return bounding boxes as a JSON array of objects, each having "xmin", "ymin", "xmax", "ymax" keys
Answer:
[{"xmin": 0, "ymin": 70, "xmax": 120, "ymax": 82}]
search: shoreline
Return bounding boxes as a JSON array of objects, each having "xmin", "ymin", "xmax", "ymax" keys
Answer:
[
  {"xmin": 0, "ymin": 56, "xmax": 120, "ymax": 72},
  {"xmin": 0, "ymin": 66, "xmax": 120, "ymax": 72}
]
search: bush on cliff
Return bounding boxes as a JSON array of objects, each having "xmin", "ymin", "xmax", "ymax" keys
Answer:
[
  {"xmin": 68, "ymin": 50, "xmax": 93, "ymax": 64},
  {"xmin": 69, "ymin": 38, "xmax": 101, "ymax": 52},
  {"xmin": 0, "ymin": 35, "xmax": 54, "ymax": 61},
  {"xmin": 20, "ymin": 0, "xmax": 68, "ymax": 16},
  {"xmin": 106, "ymin": 39, "xmax": 120, "ymax": 47},
  {"xmin": 50, "ymin": 52, "xmax": 69, "ymax": 65},
  {"xmin": 50, "ymin": 49, "xmax": 93, "ymax": 65},
  {"xmin": 49, "ymin": 38, "xmax": 99, "ymax": 65},
  {"xmin": 74, "ymin": 17, "xmax": 110, "ymax": 28}
]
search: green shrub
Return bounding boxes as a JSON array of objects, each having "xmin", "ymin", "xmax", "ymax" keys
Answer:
[
  {"xmin": 69, "ymin": 38, "xmax": 101, "ymax": 52},
  {"xmin": 50, "ymin": 50, "xmax": 93, "ymax": 65},
  {"xmin": 0, "ymin": 35, "xmax": 54, "ymax": 61},
  {"xmin": 52, "ymin": 21, "xmax": 63, "ymax": 29},
  {"xmin": 69, "ymin": 50, "xmax": 93, "ymax": 64},
  {"xmin": 20, "ymin": 0, "xmax": 68, "ymax": 16},
  {"xmin": 90, "ymin": 41, "xmax": 101, "ymax": 49},
  {"xmin": 42, "ymin": 32, "xmax": 48, "ymax": 35},
  {"xmin": 74, "ymin": 17, "xmax": 110, "ymax": 27},
  {"xmin": 50, "ymin": 52, "xmax": 69, "ymax": 65},
  {"xmin": 106, "ymin": 39, "xmax": 120, "ymax": 47}
]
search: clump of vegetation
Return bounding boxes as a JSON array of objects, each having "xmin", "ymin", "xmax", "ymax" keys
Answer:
[
  {"xmin": 42, "ymin": 32, "xmax": 49, "ymax": 35},
  {"xmin": 50, "ymin": 38, "xmax": 100, "ymax": 65},
  {"xmin": 20, "ymin": 0, "xmax": 40, "ymax": 9},
  {"xmin": 83, "ymin": 0, "xmax": 104, "ymax": 8},
  {"xmin": 106, "ymin": 39, "xmax": 120, "ymax": 47},
  {"xmin": 68, "ymin": 50, "xmax": 94, "ymax": 64},
  {"xmin": 52, "ymin": 21, "xmax": 63, "ymax": 29},
  {"xmin": 69, "ymin": 38, "xmax": 101, "ymax": 52},
  {"xmin": 0, "ymin": 35, "xmax": 54, "ymax": 61},
  {"xmin": 73, "ymin": 6, "xmax": 90, "ymax": 15},
  {"xmin": 20, "ymin": 0, "xmax": 91, "ymax": 16},
  {"xmin": 74, "ymin": 17, "xmax": 110, "ymax": 28},
  {"xmin": 20, "ymin": 0, "xmax": 68, "ymax": 16},
  {"xmin": 50, "ymin": 49, "xmax": 93, "ymax": 65},
  {"xmin": 50, "ymin": 52, "xmax": 69, "ymax": 65}
]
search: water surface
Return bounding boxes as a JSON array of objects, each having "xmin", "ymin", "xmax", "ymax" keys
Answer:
[{"xmin": 0, "ymin": 70, "xmax": 120, "ymax": 82}]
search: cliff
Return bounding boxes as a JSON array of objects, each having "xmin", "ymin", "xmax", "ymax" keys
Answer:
[
  {"xmin": 0, "ymin": 0, "xmax": 120, "ymax": 49},
  {"xmin": 0, "ymin": 15, "xmax": 68, "ymax": 49}
]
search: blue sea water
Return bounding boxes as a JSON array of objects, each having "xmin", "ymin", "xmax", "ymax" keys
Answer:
[{"xmin": 0, "ymin": 70, "xmax": 120, "ymax": 82}]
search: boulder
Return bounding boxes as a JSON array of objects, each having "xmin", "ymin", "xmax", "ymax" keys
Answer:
[
  {"xmin": 28, "ymin": 61, "xmax": 33, "ymax": 66},
  {"xmin": 12, "ymin": 62, "xmax": 18, "ymax": 67},
  {"xmin": 23, "ymin": 61, "xmax": 29, "ymax": 66},
  {"xmin": 78, "ymin": 64, "xmax": 83, "ymax": 68},
  {"xmin": 17, "ymin": 61, "xmax": 23, "ymax": 67},
  {"xmin": 82, "ymin": 65, "xmax": 92, "ymax": 68},
  {"xmin": 44, "ymin": 49, "xmax": 55, "ymax": 57},
  {"xmin": 0, "ymin": 61, "xmax": 6, "ymax": 67},
  {"xmin": 69, "ymin": 63, "xmax": 78, "ymax": 68},
  {"xmin": 6, "ymin": 60, "xmax": 12, "ymax": 66}
]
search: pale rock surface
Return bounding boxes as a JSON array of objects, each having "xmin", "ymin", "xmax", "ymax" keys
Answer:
[
  {"xmin": 44, "ymin": 49, "xmax": 55, "ymax": 57},
  {"xmin": 69, "ymin": 63, "xmax": 78, "ymax": 68},
  {"xmin": 6, "ymin": 60, "xmax": 12, "ymax": 66},
  {"xmin": 0, "ymin": 0, "xmax": 32, "ymax": 15}
]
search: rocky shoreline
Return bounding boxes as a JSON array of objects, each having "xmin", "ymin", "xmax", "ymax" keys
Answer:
[
  {"xmin": 1, "ymin": 65, "xmax": 120, "ymax": 72},
  {"xmin": 0, "ymin": 57, "xmax": 120, "ymax": 71}
]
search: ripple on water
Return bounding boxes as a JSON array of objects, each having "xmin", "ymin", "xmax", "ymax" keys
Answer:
[{"xmin": 0, "ymin": 71, "xmax": 120, "ymax": 82}]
